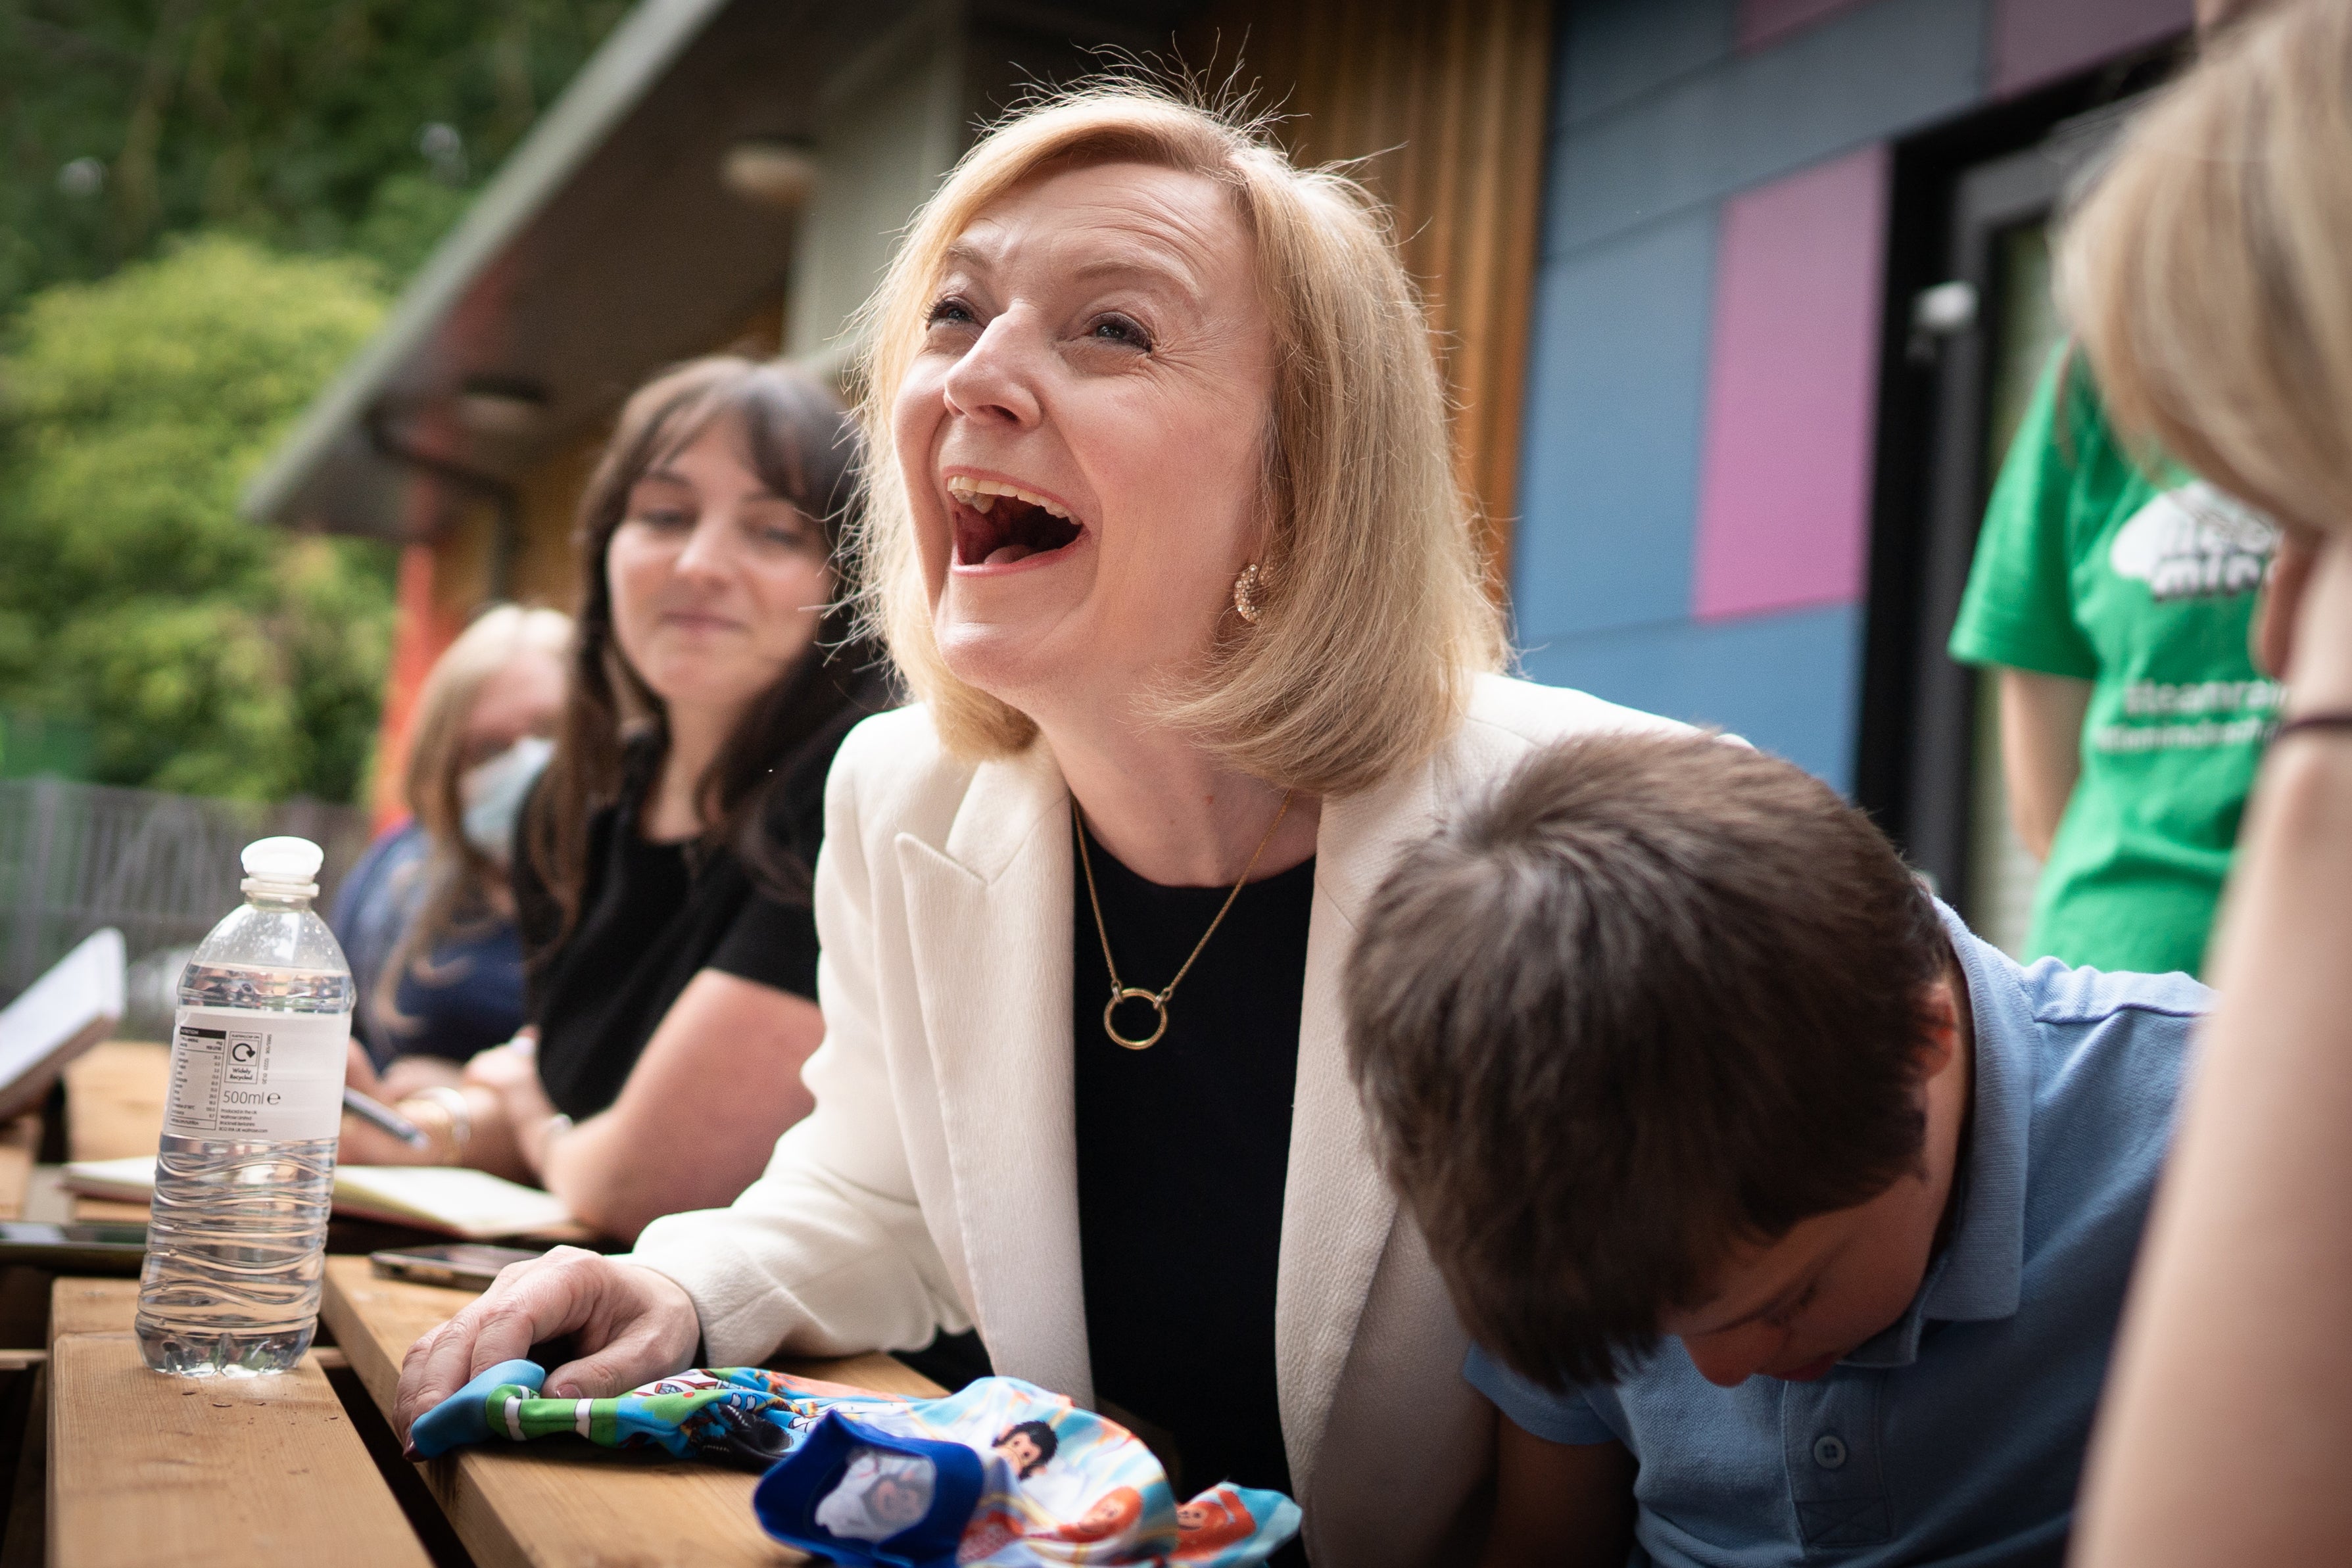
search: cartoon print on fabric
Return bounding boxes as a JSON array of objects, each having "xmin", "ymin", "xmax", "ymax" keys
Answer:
[
  {"xmin": 817, "ymin": 1447, "xmax": 940, "ymax": 1541},
  {"xmin": 408, "ymin": 1362, "xmax": 1299, "ymax": 1567}
]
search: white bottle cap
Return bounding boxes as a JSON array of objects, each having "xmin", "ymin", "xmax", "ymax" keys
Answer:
[{"xmin": 241, "ymin": 836, "xmax": 324, "ymax": 897}]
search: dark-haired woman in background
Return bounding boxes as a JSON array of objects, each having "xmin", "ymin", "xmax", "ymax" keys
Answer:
[{"xmin": 341, "ymin": 356, "xmax": 887, "ymax": 1242}]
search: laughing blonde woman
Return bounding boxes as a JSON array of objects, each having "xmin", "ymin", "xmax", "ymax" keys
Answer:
[{"xmin": 391, "ymin": 85, "xmax": 1678, "ymax": 1563}]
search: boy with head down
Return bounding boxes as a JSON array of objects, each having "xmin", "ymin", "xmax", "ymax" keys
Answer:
[{"xmin": 1347, "ymin": 732, "xmax": 2201, "ymax": 1567}]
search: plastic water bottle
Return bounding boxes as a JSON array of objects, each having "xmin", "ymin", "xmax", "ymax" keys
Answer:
[{"xmin": 135, "ymin": 836, "xmax": 352, "ymax": 1376}]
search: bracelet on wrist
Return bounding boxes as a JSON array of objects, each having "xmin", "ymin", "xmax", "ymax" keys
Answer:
[
  {"xmin": 531, "ymin": 1112, "xmax": 574, "ymax": 1174},
  {"xmin": 404, "ymin": 1085, "xmax": 473, "ymax": 1165},
  {"xmin": 2274, "ymin": 711, "xmax": 2352, "ymax": 743},
  {"xmin": 396, "ymin": 1097, "xmax": 458, "ymax": 1166}
]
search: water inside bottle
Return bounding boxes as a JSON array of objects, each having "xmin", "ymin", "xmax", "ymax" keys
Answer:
[{"xmin": 133, "ymin": 960, "xmax": 352, "ymax": 1377}]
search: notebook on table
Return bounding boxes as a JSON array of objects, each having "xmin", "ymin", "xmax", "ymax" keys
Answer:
[
  {"xmin": 0, "ymin": 928, "xmax": 125, "ymax": 1122},
  {"xmin": 62, "ymin": 1155, "xmax": 574, "ymax": 1241}
]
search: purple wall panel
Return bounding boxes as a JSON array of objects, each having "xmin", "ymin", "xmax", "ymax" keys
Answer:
[
  {"xmin": 1990, "ymin": 0, "xmax": 2190, "ymax": 96},
  {"xmin": 1737, "ymin": 0, "xmax": 1871, "ymax": 53},
  {"xmin": 1691, "ymin": 143, "xmax": 1888, "ymax": 622}
]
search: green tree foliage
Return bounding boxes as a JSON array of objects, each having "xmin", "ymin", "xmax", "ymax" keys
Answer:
[
  {"xmin": 0, "ymin": 234, "xmax": 396, "ymax": 801},
  {"xmin": 1, "ymin": 0, "xmax": 630, "ymax": 314}
]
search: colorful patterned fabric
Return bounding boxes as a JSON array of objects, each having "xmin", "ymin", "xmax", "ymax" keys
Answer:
[{"xmin": 411, "ymin": 1362, "xmax": 1299, "ymax": 1566}]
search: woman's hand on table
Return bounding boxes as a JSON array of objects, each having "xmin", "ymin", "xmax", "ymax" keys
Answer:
[
  {"xmin": 394, "ymin": 1245, "xmax": 701, "ymax": 1450},
  {"xmin": 339, "ymin": 1042, "xmax": 435, "ymax": 1164},
  {"xmin": 463, "ymin": 1036, "xmax": 560, "ymax": 1173}
]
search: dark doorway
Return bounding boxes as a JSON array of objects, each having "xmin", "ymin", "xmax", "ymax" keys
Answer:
[{"xmin": 1856, "ymin": 42, "xmax": 2184, "ymax": 949}]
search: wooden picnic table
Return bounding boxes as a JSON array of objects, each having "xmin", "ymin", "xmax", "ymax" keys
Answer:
[
  {"xmin": 321, "ymin": 1256, "xmax": 945, "ymax": 1568},
  {"xmin": 26, "ymin": 1042, "xmax": 953, "ymax": 1565},
  {"xmin": 44, "ymin": 1277, "xmax": 428, "ymax": 1568}
]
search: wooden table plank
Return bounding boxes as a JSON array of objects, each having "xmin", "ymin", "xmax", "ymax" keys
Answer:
[
  {"xmin": 57, "ymin": 1039, "xmax": 595, "ymax": 1243},
  {"xmin": 0, "ymin": 1116, "xmax": 40, "ymax": 1222},
  {"xmin": 62, "ymin": 1042, "xmax": 169, "ymax": 1162},
  {"xmin": 321, "ymin": 1256, "xmax": 944, "ymax": 1568},
  {"xmin": 49, "ymin": 1279, "xmax": 138, "ymax": 1345},
  {"xmin": 49, "ymin": 1276, "xmax": 429, "ymax": 1568},
  {"xmin": 63, "ymin": 1041, "xmax": 170, "ymax": 1223}
]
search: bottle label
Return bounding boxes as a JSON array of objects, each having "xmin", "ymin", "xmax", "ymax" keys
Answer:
[{"xmin": 164, "ymin": 1005, "xmax": 349, "ymax": 1142}]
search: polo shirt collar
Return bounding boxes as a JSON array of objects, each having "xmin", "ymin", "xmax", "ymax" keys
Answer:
[{"xmin": 1840, "ymin": 903, "xmax": 2033, "ymax": 1369}]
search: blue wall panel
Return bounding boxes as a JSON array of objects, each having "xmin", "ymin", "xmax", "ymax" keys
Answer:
[
  {"xmin": 1547, "ymin": 0, "xmax": 1986, "ymax": 258},
  {"xmin": 1520, "ymin": 604, "xmax": 1865, "ymax": 790},
  {"xmin": 1558, "ymin": 0, "xmax": 1737, "ymax": 126},
  {"xmin": 1513, "ymin": 205, "xmax": 1719, "ymax": 644}
]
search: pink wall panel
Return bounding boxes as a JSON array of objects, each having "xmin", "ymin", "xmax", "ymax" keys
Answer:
[
  {"xmin": 1692, "ymin": 144, "xmax": 1889, "ymax": 623},
  {"xmin": 1990, "ymin": 0, "xmax": 2191, "ymax": 96},
  {"xmin": 1738, "ymin": 0, "xmax": 1871, "ymax": 53}
]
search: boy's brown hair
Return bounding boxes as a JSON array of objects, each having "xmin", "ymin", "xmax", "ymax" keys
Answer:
[{"xmin": 1346, "ymin": 731, "xmax": 1952, "ymax": 1388}]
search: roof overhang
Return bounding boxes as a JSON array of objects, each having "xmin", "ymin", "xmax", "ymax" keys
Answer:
[{"xmin": 243, "ymin": 0, "xmax": 928, "ymax": 539}]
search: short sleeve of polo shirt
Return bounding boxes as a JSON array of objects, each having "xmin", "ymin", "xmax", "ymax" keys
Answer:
[
  {"xmin": 1462, "ymin": 1346, "xmax": 1619, "ymax": 1446},
  {"xmin": 1950, "ymin": 349, "xmax": 2104, "ymax": 680}
]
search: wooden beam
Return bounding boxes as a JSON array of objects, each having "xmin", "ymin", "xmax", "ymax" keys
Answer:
[{"xmin": 1182, "ymin": 0, "xmax": 1556, "ymax": 595}]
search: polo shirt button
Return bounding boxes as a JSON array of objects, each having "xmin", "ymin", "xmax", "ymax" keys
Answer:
[{"xmin": 1812, "ymin": 1434, "xmax": 1848, "ymax": 1470}]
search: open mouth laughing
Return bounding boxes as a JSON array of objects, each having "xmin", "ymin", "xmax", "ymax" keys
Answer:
[{"xmin": 945, "ymin": 474, "xmax": 1084, "ymax": 568}]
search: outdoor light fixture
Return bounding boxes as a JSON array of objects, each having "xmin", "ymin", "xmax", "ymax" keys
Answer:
[
  {"xmin": 454, "ymin": 377, "xmax": 550, "ymax": 439},
  {"xmin": 721, "ymin": 138, "xmax": 819, "ymax": 210}
]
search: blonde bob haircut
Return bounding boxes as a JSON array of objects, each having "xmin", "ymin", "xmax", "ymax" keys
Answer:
[
  {"xmin": 846, "ymin": 82, "xmax": 1506, "ymax": 796},
  {"xmin": 2062, "ymin": 0, "xmax": 2352, "ymax": 534}
]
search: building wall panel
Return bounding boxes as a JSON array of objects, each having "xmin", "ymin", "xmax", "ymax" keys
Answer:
[
  {"xmin": 1521, "ymin": 603, "xmax": 1863, "ymax": 790},
  {"xmin": 1514, "ymin": 207, "xmax": 1719, "ymax": 643},
  {"xmin": 1989, "ymin": 0, "xmax": 2189, "ymax": 97},
  {"xmin": 1556, "ymin": 0, "xmax": 1736, "ymax": 124},
  {"xmin": 1691, "ymin": 143, "xmax": 1888, "ymax": 621},
  {"xmin": 1738, "ymin": 0, "xmax": 1875, "ymax": 51},
  {"xmin": 1545, "ymin": 0, "xmax": 1983, "ymax": 259}
]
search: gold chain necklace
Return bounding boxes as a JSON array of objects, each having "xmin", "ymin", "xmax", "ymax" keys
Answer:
[{"xmin": 1074, "ymin": 790, "xmax": 1295, "ymax": 1050}]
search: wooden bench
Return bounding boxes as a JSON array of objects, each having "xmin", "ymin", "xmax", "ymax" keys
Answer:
[
  {"xmin": 44, "ymin": 1277, "xmax": 427, "ymax": 1568},
  {"xmin": 321, "ymin": 1256, "xmax": 946, "ymax": 1567}
]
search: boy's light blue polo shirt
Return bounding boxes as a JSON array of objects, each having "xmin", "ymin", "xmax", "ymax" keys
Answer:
[{"xmin": 1465, "ymin": 909, "xmax": 2203, "ymax": 1568}]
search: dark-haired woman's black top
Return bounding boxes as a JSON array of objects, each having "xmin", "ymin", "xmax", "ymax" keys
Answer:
[{"xmin": 513, "ymin": 703, "xmax": 868, "ymax": 1120}]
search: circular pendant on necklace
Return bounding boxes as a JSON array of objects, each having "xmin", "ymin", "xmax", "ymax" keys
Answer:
[{"xmin": 1103, "ymin": 987, "xmax": 1168, "ymax": 1051}]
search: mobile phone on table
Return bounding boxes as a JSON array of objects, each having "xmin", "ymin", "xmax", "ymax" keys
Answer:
[
  {"xmin": 0, "ymin": 1220, "xmax": 147, "ymax": 1274},
  {"xmin": 370, "ymin": 1242, "xmax": 548, "ymax": 1290}
]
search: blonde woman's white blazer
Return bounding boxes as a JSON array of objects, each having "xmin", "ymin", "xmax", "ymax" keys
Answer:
[{"xmin": 626, "ymin": 672, "xmax": 1686, "ymax": 1565}]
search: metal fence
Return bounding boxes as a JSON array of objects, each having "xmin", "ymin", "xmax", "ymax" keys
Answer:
[{"xmin": 0, "ymin": 778, "xmax": 372, "ymax": 1012}]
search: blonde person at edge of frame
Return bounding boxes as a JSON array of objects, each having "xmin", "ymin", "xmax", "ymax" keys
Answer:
[
  {"xmin": 387, "ymin": 81, "xmax": 1687, "ymax": 1564},
  {"xmin": 2046, "ymin": 1, "xmax": 2352, "ymax": 1563}
]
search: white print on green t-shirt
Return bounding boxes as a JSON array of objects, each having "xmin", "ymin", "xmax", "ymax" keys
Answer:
[
  {"xmin": 2094, "ymin": 677, "xmax": 2284, "ymax": 754},
  {"xmin": 2107, "ymin": 481, "xmax": 2280, "ymax": 602},
  {"xmin": 2121, "ymin": 678, "xmax": 2286, "ymax": 718}
]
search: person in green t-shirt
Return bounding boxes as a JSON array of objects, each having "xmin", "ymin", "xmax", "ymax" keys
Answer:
[{"xmin": 1950, "ymin": 348, "xmax": 2281, "ymax": 976}]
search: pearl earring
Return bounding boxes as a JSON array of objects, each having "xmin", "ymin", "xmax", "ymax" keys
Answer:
[{"xmin": 1232, "ymin": 563, "xmax": 1264, "ymax": 625}]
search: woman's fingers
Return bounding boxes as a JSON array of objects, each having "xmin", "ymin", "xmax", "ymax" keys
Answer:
[
  {"xmin": 540, "ymin": 1271, "xmax": 701, "ymax": 1400},
  {"xmin": 393, "ymin": 1246, "xmax": 650, "ymax": 1441}
]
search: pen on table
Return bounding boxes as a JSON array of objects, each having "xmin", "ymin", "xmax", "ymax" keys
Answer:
[{"xmin": 343, "ymin": 1085, "xmax": 432, "ymax": 1150}]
